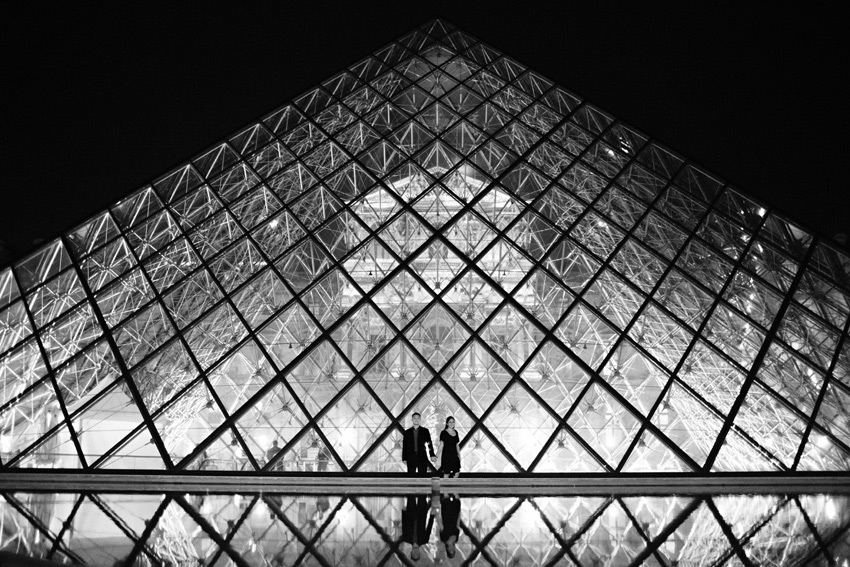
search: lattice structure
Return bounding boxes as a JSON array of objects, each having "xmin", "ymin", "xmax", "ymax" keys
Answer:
[
  {"xmin": 1, "ymin": 18, "xmax": 849, "ymax": 473},
  {"xmin": 1, "ymin": 491, "xmax": 848, "ymax": 566}
]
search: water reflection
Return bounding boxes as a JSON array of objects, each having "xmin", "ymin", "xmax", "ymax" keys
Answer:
[{"xmin": 1, "ymin": 490, "xmax": 848, "ymax": 566}]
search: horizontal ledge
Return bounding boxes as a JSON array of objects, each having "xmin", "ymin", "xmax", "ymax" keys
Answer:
[{"xmin": 1, "ymin": 472, "xmax": 847, "ymax": 495}]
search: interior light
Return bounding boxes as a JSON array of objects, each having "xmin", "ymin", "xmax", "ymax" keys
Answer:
[
  {"xmin": 825, "ymin": 497, "xmax": 837, "ymax": 520},
  {"xmin": 605, "ymin": 428, "xmax": 618, "ymax": 449}
]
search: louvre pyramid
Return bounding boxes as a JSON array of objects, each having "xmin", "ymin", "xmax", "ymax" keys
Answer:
[{"xmin": 1, "ymin": 19, "xmax": 849, "ymax": 475}]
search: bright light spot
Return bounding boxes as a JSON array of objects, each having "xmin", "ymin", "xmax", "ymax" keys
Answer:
[
  {"xmin": 825, "ymin": 497, "xmax": 838, "ymax": 520},
  {"xmin": 815, "ymin": 434, "xmax": 830, "ymax": 449},
  {"xmin": 605, "ymin": 429, "xmax": 618, "ymax": 449},
  {"xmin": 756, "ymin": 207, "xmax": 767, "ymax": 217},
  {"xmin": 605, "ymin": 148, "xmax": 616, "ymax": 157},
  {"xmin": 270, "ymin": 218, "xmax": 279, "ymax": 228},
  {"xmin": 341, "ymin": 427, "xmax": 357, "ymax": 448}
]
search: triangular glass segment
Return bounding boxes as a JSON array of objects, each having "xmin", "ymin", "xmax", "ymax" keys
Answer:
[
  {"xmin": 443, "ymin": 341, "xmax": 511, "ymax": 417},
  {"xmin": 521, "ymin": 340, "xmax": 590, "ymax": 416},
  {"xmin": 279, "ymin": 425, "xmax": 340, "ymax": 473},
  {"xmin": 2, "ymin": 17, "xmax": 848, "ymax": 476},
  {"xmin": 362, "ymin": 340, "xmax": 431, "ymax": 416},
  {"xmin": 318, "ymin": 381, "xmax": 391, "ymax": 470},
  {"xmin": 621, "ymin": 429, "xmax": 693, "ymax": 472},
  {"xmin": 403, "ymin": 304, "xmax": 470, "ymax": 371},
  {"xmin": 567, "ymin": 383, "xmax": 641, "ymax": 470},
  {"xmin": 234, "ymin": 380, "xmax": 309, "ymax": 470},
  {"xmin": 285, "ymin": 339, "xmax": 354, "ymax": 417},
  {"xmin": 462, "ymin": 427, "xmax": 518, "ymax": 472},
  {"xmin": 483, "ymin": 381, "xmax": 558, "ymax": 470},
  {"xmin": 533, "ymin": 427, "xmax": 605, "ymax": 472}
]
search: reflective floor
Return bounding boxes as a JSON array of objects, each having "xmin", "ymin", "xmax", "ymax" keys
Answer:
[{"xmin": 1, "ymin": 490, "xmax": 848, "ymax": 566}]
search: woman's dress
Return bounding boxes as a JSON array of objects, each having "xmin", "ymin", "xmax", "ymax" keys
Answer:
[
  {"xmin": 440, "ymin": 430, "xmax": 461, "ymax": 474},
  {"xmin": 440, "ymin": 494, "xmax": 461, "ymax": 543}
]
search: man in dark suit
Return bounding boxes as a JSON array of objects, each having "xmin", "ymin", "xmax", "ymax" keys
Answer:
[
  {"xmin": 402, "ymin": 412, "xmax": 435, "ymax": 476},
  {"xmin": 402, "ymin": 495, "xmax": 434, "ymax": 560}
]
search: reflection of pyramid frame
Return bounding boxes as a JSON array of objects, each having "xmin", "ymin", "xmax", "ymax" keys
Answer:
[
  {"xmin": 1, "ymin": 18, "xmax": 849, "ymax": 474},
  {"xmin": 3, "ymin": 491, "xmax": 848, "ymax": 565}
]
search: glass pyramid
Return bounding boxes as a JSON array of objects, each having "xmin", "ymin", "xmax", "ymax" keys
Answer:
[{"xmin": 1, "ymin": 18, "xmax": 848, "ymax": 474}]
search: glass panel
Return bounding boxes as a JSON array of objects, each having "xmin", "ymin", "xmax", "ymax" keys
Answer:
[
  {"xmin": 653, "ymin": 268, "xmax": 713, "ymax": 331},
  {"xmin": 602, "ymin": 341, "xmax": 669, "ymax": 417},
  {"xmin": 72, "ymin": 379, "xmax": 151, "ymax": 468},
  {"xmin": 66, "ymin": 211, "xmax": 120, "ymax": 259},
  {"xmin": 757, "ymin": 341, "xmax": 824, "ymax": 417},
  {"xmin": 0, "ymin": 380, "xmax": 67, "ymax": 466},
  {"xmin": 555, "ymin": 302, "xmax": 619, "ymax": 371},
  {"xmin": 318, "ymin": 381, "xmax": 390, "ymax": 469},
  {"xmin": 444, "ymin": 341, "xmax": 510, "ymax": 418},
  {"xmin": 41, "ymin": 302, "xmax": 101, "ymax": 368},
  {"xmin": 534, "ymin": 426, "xmax": 605, "ymax": 472},
  {"xmin": 678, "ymin": 340, "xmax": 745, "ymax": 415},
  {"xmin": 131, "ymin": 338, "xmax": 198, "ymax": 415},
  {"xmin": 651, "ymin": 382, "xmax": 724, "ymax": 468},
  {"xmin": 231, "ymin": 268, "xmax": 292, "ymax": 330},
  {"xmin": 584, "ymin": 268, "xmax": 644, "ymax": 330},
  {"xmin": 153, "ymin": 380, "xmax": 230, "ymax": 469},
  {"xmin": 113, "ymin": 302, "xmax": 173, "ymax": 369},
  {"xmin": 483, "ymin": 381, "xmax": 558, "ymax": 470},
  {"xmin": 404, "ymin": 304, "xmax": 470, "ymax": 372},
  {"xmin": 480, "ymin": 303, "xmax": 542, "ymax": 371},
  {"xmin": 0, "ymin": 300, "xmax": 32, "ymax": 357},
  {"xmin": 55, "ymin": 340, "xmax": 120, "ymax": 413},
  {"xmin": 703, "ymin": 303, "xmax": 765, "ymax": 370},
  {"xmin": 207, "ymin": 339, "xmax": 273, "ymax": 418},
  {"xmin": 629, "ymin": 303, "xmax": 693, "ymax": 372},
  {"xmin": 15, "ymin": 240, "xmax": 72, "ymax": 293},
  {"xmin": 567, "ymin": 382, "xmax": 641, "ymax": 469},
  {"xmin": 776, "ymin": 304, "xmax": 839, "ymax": 370},
  {"xmin": 235, "ymin": 380, "xmax": 308, "ymax": 470},
  {"xmin": 732, "ymin": 382, "xmax": 806, "ymax": 469},
  {"xmin": 96, "ymin": 267, "xmax": 154, "ymax": 328},
  {"xmin": 285, "ymin": 340, "xmax": 353, "ymax": 416},
  {"xmin": 184, "ymin": 303, "xmax": 248, "ymax": 370},
  {"xmin": 0, "ymin": 339, "xmax": 47, "ymax": 409},
  {"xmin": 621, "ymin": 429, "xmax": 692, "ymax": 472},
  {"xmin": 257, "ymin": 303, "xmax": 320, "ymax": 371}
]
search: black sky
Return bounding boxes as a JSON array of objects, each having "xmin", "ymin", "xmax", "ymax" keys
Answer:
[{"xmin": 2, "ymin": 2, "xmax": 848, "ymax": 264}]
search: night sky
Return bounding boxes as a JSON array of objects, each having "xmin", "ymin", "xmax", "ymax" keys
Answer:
[{"xmin": 2, "ymin": 3, "xmax": 847, "ymax": 264}]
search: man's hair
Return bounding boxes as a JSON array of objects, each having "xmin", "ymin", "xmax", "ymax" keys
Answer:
[{"xmin": 412, "ymin": 412, "xmax": 421, "ymax": 418}]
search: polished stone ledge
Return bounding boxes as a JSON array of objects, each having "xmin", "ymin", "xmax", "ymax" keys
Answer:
[{"xmin": 1, "ymin": 472, "xmax": 847, "ymax": 495}]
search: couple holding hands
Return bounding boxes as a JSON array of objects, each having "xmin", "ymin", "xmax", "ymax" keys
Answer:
[{"xmin": 402, "ymin": 412, "xmax": 461, "ymax": 477}]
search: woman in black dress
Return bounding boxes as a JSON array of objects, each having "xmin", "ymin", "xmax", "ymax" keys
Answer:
[
  {"xmin": 437, "ymin": 416, "xmax": 461, "ymax": 477},
  {"xmin": 438, "ymin": 493, "xmax": 461, "ymax": 559}
]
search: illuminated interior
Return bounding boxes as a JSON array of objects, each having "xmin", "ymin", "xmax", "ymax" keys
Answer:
[{"xmin": 1, "ymin": 18, "xmax": 849, "ymax": 474}]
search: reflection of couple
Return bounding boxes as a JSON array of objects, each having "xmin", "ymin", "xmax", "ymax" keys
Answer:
[
  {"xmin": 402, "ymin": 413, "xmax": 461, "ymax": 477},
  {"xmin": 401, "ymin": 494, "xmax": 462, "ymax": 562}
]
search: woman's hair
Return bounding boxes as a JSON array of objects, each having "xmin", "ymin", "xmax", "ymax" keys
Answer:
[{"xmin": 444, "ymin": 415, "xmax": 455, "ymax": 430}]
